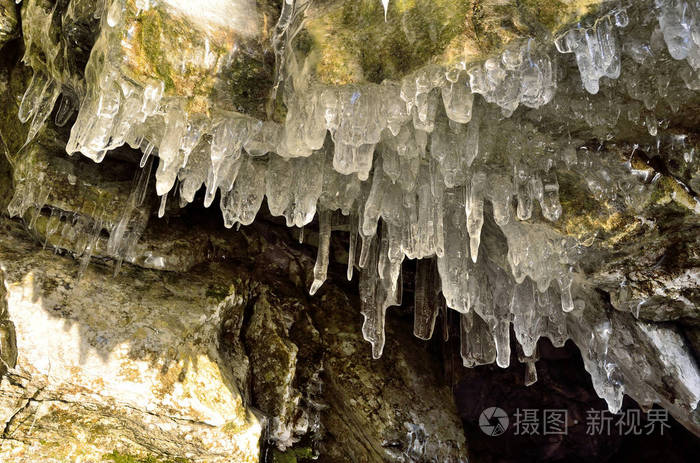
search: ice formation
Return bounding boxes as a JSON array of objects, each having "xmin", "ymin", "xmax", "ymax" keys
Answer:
[
  {"xmin": 381, "ymin": 0, "xmax": 389, "ymax": 22},
  {"xmin": 555, "ymin": 9, "xmax": 627, "ymax": 94},
  {"xmin": 8, "ymin": 0, "xmax": 700, "ymax": 414},
  {"xmin": 8, "ymin": 144, "xmax": 152, "ymax": 274}
]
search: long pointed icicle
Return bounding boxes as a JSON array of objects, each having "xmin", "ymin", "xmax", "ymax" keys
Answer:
[
  {"xmin": 108, "ymin": 157, "xmax": 152, "ymax": 258},
  {"xmin": 414, "ymin": 258, "xmax": 439, "ymax": 340},
  {"xmin": 511, "ymin": 278, "xmax": 539, "ymax": 357},
  {"xmin": 440, "ymin": 296, "xmax": 449, "ymax": 342},
  {"xmin": 360, "ymin": 228, "xmax": 401, "ymax": 359},
  {"xmin": 310, "ymin": 208, "xmax": 332, "ymax": 295},
  {"xmin": 347, "ymin": 214, "xmax": 358, "ymax": 280},
  {"xmin": 362, "ymin": 163, "xmax": 385, "ymax": 238},
  {"xmin": 359, "ymin": 235, "xmax": 382, "ymax": 357},
  {"xmin": 18, "ymin": 72, "xmax": 47, "ymax": 123}
]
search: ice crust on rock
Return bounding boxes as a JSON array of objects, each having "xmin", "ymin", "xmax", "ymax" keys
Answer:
[
  {"xmin": 556, "ymin": 1, "xmax": 700, "ymax": 94},
  {"xmin": 656, "ymin": 0, "xmax": 700, "ymax": 68},
  {"xmin": 555, "ymin": 10, "xmax": 626, "ymax": 94},
  {"xmin": 9, "ymin": 0, "xmax": 700, "ymax": 417},
  {"xmin": 8, "ymin": 142, "xmax": 152, "ymax": 274},
  {"xmin": 468, "ymin": 39, "xmax": 556, "ymax": 115}
]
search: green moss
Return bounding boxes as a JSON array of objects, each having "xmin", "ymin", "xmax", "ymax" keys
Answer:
[
  {"xmin": 554, "ymin": 171, "xmax": 638, "ymax": 245},
  {"xmin": 558, "ymin": 171, "xmax": 601, "ymax": 214},
  {"xmin": 305, "ymin": 0, "xmax": 472, "ymax": 84},
  {"xmin": 302, "ymin": 0, "xmax": 605, "ymax": 85},
  {"xmin": 114, "ymin": 1, "xmax": 273, "ymax": 117},
  {"xmin": 102, "ymin": 451, "xmax": 189, "ymax": 463},
  {"xmin": 649, "ymin": 175, "xmax": 699, "ymax": 212},
  {"xmin": 122, "ymin": 3, "xmax": 216, "ymax": 100},
  {"xmin": 213, "ymin": 52, "xmax": 272, "ymax": 118},
  {"xmin": 271, "ymin": 447, "xmax": 314, "ymax": 463},
  {"xmin": 205, "ymin": 283, "xmax": 232, "ymax": 301},
  {"xmin": 136, "ymin": 10, "xmax": 175, "ymax": 93}
]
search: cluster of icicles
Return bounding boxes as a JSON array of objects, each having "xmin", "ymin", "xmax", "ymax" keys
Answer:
[
  {"xmin": 8, "ymin": 0, "xmax": 700, "ymax": 398},
  {"xmin": 7, "ymin": 150, "xmax": 152, "ymax": 275}
]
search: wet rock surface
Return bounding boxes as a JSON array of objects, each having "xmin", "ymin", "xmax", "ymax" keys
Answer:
[{"xmin": 0, "ymin": 215, "xmax": 468, "ymax": 462}]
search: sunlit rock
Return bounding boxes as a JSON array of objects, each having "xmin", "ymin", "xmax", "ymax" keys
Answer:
[{"xmin": 0, "ymin": 219, "xmax": 262, "ymax": 462}]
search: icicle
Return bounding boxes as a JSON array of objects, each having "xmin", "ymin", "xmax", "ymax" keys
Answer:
[
  {"xmin": 137, "ymin": 158, "xmax": 153, "ymax": 207},
  {"xmin": 360, "ymin": 227, "xmax": 402, "ymax": 359},
  {"xmin": 347, "ymin": 215, "xmax": 358, "ymax": 281},
  {"xmin": 23, "ymin": 75, "xmax": 60, "ymax": 146},
  {"xmin": 525, "ymin": 361, "xmax": 538, "ymax": 386},
  {"xmin": 511, "ymin": 278, "xmax": 539, "ymax": 357},
  {"xmin": 158, "ymin": 193, "xmax": 167, "ymax": 218},
  {"xmin": 558, "ymin": 273, "xmax": 575, "ymax": 312},
  {"xmin": 554, "ymin": 12, "xmax": 623, "ymax": 94},
  {"xmin": 359, "ymin": 235, "xmax": 383, "ymax": 358},
  {"xmin": 460, "ymin": 311, "xmax": 497, "ymax": 367},
  {"xmin": 583, "ymin": 319, "xmax": 624, "ymax": 413},
  {"xmin": 140, "ymin": 142, "xmax": 154, "ymax": 168},
  {"xmin": 515, "ymin": 166, "xmax": 534, "ymax": 221},
  {"xmin": 539, "ymin": 171, "xmax": 562, "ymax": 221},
  {"xmin": 381, "ymin": 0, "xmax": 389, "ymax": 21},
  {"xmin": 220, "ymin": 156, "xmax": 265, "ymax": 227},
  {"xmin": 489, "ymin": 174, "xmax": 513, "ymax": 227},
  {"xmin": 269, "ymin": 0, "xmax": 310, "ymax": 113},
  {"xmin": 413, "ymin": 259, "xmax": 439, "ymax": 340},
  {"xmin": 155, "ymin": 106, "xmax": 187, "ymax": 196},
  {"xmin": 310, "ymin": 209, "xmax": 332, "ymax": 295},
  {"xmin": 358, "ymin": 233, "xmax": 372, "ymax": 269},
  {"xmin": 107, "ymin": 157, "xmax": 151, "ymax": 262},
  {"xmin": 656, "ymin": 0, "xmax": 699, "ymax": 67},
  {"xmin": 440, "ymin": 295, "xmax": 449, "ymax": 342},
  {"xmin": 78, "ymin": 215, "xmax": 104, "ymax": 279},
  {"xmin": 362, "ymin": 164, "xmax": 385, "ymax": 238},
  {"xmin": 54, "ymin": 94, "xmax": 75, "ymax": 127},
  {"xmin": 442, "ymin": 72, "xmax": 474, "ymax": 124}
]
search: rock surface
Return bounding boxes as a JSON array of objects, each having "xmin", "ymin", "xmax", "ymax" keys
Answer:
[
  {"xmin": 0, "ymin": 216, "xmax": 467, "ymax": 462},
  {"xmin": 0, "ymin": 218, "xmax": 263, "ymax": 462}
]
